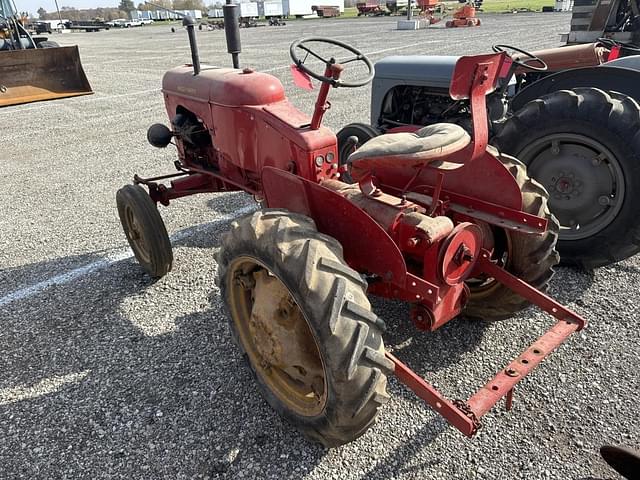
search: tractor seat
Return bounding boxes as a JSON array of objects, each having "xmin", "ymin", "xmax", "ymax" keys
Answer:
[{"xmin": 348, "ymin": 123, "xmax": 471, "ymax": 177}]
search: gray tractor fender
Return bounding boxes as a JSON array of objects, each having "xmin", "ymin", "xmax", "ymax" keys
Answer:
[
  {"xmin": 510, "ymin": 62, "xmax": 640, "ymax": 111},
  {"xmin": 601, "ymin": 54, "xmax": 640, "ymax": 69}
]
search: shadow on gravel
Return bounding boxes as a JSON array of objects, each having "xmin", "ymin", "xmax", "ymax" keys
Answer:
[
  {"xmin": 359, "ymin": 417, "xmax": 449, "ymax": 479},
  {"xmin": 547, "ymin": 265, "xmax": 596, "ymax": 306},
  {"xmin": 0, "ymin": 211, "xmax": 602, "ymax": 479},
  {"xmin": 205, "ymin": 192, "xmax": 255, "ymax": 216},
  {"xmin": 371, "ymin": 297, "xmax": 487, "ymax": 374},
  {"xmin": 0, "ymin": 227, "xmax": 325, "ymax": 479},
  {"xmin": 0, "ymin": 249, "xmax": 120, "ymax": 298},
  {"xmin": 608, "ymin": 261, "xmax": 640, "ymax": 275}
]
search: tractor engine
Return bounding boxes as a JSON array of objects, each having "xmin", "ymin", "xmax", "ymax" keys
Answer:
[
  {"xmin": 172, "ymin": 112, "xmax": 211, "ymax": 149},
  {"xmin": 171, "ymin": 111, "xmax": 215, "ymax": 168},
  {"xmin": 378, "ymin": 85, "xmax": 508, "ymax": 132}
]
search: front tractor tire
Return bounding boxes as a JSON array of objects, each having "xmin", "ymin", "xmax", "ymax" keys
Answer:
[
  {"xmin": 216, "ymin": 210, "xmax": 391, "ymax": 447},
  {"xmin": 116, "ymin": 184, "xmax": 173, "ymax": 278},
  {"xmin": 494, "ymin": 88, "xmax": 640, "ymax": 269},
  {"xmin": 464, "ymin": 152, "xmax": 560, "ymax": 320}
]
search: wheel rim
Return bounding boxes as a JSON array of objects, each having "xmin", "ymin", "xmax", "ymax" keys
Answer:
[
  {"xmin": 123, "ymin": 205, "xmax": 151, "ymax": 263},
  {"xmin": 466, "ymin": 225, "xmax": 512, "ymax": 299},
  {"xmin": 226, "ymin": 256, "xmax": 327, "ymax": 417},
  {"xmin": 520, "ymin": 133, "xmax": 625, "ymax": 241}
]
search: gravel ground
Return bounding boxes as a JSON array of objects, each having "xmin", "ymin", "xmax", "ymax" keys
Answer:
[{"xmin": 1, "ymin": 12, "xmax": 638, "ymax": 480}]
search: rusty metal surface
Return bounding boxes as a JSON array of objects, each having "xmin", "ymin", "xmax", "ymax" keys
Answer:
[
  {"xmin": 477, "ymin": 250, "xmax": 586, "ymax": 329},
  {"xmin": 464, "ymin": 250, "xmax": 586, "ymax": 418},
  {"xmin": 387, "ymin": 249, "xmax": 586, "ymax": 438},
  {"xmin": 249, "ymin": 269, "xmax": 325, "ymax": 400},
  {"xmin": 0, "ymin": 46, "xmax": 93, "ymax": 107},
  {"xmin": 467, "ymin": 319, "xmax": 582, "ymax": 418},
  {"xmin": 517, "ymin": 43, "xmax": 609, "ymax": 74}
]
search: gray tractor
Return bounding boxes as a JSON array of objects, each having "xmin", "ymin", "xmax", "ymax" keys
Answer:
[{"xmin": 338, "ymin": 42, "xmax": 640, "ymax": 269}]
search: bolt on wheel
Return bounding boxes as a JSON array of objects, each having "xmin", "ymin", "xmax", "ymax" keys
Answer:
[
  {"xmin": 520, "ymin": 133, "xmax": 624, "ymax": 241},
  {"xmin": 227, "ymin": 257, "xmax": 327, "ymax": 417}
]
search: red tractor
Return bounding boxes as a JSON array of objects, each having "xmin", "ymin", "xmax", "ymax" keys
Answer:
[{"xmin": 116, "ymin": 11, "xmax": 586, "ymax": 446}]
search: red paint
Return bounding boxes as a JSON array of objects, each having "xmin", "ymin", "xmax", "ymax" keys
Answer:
[
  {"xmin": 262, "ymin": 167, "xmax": 409, "ymax": 284},
  {"xmin": 290, "ymin": 65, "xmax": 314, "ymax": 91},
  {"xmin": 386, "ymin": 351, "xmax": 477, "ymax": 436},
  {"xmin": 608, "ymin": 45, "xmax": 622, "ymax": 61}
]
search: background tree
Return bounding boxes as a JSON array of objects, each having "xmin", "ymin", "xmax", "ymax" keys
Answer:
[
  {"xmin": 173, "ymin": 0, "xmax": 204, "ymax": 10},
  {"xmin": 37, "ymin": 7, "xmax": 47, "ymax": 19},
  {"xmin": 61, "ymin": 6, "xmax": 80, "ymax": 20},
  {"xmin": 118, "ymin": 0, "xmax": 135, "ymax": 12}
]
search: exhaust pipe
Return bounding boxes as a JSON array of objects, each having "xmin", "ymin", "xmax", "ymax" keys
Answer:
[{"xmin": 223, "ymin": 0, "xmax": 241, "ymax": 69}]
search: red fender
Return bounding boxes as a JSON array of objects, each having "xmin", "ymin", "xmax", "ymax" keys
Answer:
[
  {"xmin": 261, "ymin": 166, "xmax": 407, "ymax": 284},
  {"xmin": 368, "ymin": 149, "xmax": 525, "ymax": 211}
]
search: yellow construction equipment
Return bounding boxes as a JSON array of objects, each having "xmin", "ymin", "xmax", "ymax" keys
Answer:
[{"xmin": 0, "ymin": 0, "xmax": 93, "ymax": 107}]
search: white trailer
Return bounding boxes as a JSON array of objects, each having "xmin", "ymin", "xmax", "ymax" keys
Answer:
[
  {"xmin": 264, "ymin": 0, "xmax": 284, "ymax": 17},
  {"xmin": 285, "ymin": 0, "xmax": 314, "ymax": 16},
  {"xmin": 43, "ymin": 19, "xmax": 65, "ymax": 31},
  {"xmin": 239, "ymin": 2, "xmax": 259, "ymax": 17}
]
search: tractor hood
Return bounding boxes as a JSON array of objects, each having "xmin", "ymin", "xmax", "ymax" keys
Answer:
[
  {"xmin": 162, "ymin": 65, "xmax": 286, "ymax": 106},
  {"xmin": 374, "ymin": 55, "xmax": 459, "ymax": 89},
  {"xmin": 371, "ymin": 55, "xmax": 459, "ymax": 126}
]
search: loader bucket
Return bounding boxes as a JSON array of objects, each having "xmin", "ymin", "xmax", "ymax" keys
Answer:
[{"xmin": 0, "ymin": 46, "xmax": 93, "ymax": 108}]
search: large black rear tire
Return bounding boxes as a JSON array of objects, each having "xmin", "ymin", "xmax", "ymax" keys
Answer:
[
  {"xmin": 216, "ymin": 210, "xmax": 391, "ymax": 447},
  {"xmin": 464, "ymin": 151, "xmax": 560, "ymax": 320},
  {"xmin": 494, "ymin": 88, "xmax": 640, "ymax": 269}
]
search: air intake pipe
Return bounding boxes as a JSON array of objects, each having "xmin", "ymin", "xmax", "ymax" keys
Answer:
[{"xmin": 182, "ymin": 16, "xmax": 201, "ymax": 75}]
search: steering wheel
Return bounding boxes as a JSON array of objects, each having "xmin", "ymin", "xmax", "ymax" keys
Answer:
[
  {"xmin": 492, "ymin": 44, "xmax": 548, "ymax": 72},
  {"xmin": 290, "ymin": 37, "xmax": 374, "ymax": 88}
]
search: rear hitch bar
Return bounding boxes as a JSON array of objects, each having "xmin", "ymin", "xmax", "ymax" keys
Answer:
[{"xmin": 387, "ymin": 249, "xmax": 586, "ymax": 436}]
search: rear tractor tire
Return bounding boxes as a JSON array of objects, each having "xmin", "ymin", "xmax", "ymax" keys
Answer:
[
  {"xmin": 464, "ymin": 151, "xmax": 560, "ymax": 320},
  {"xmin": 216, "ymin": 210, "xmax": 391, "ymax": 447},
  {"xmin": 494, "ymin": 88, "xmax": 640, "ymax": 269},
  {"xmin": 116, "ymin": 184, "xmax": 173, "ymax": 278}
]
